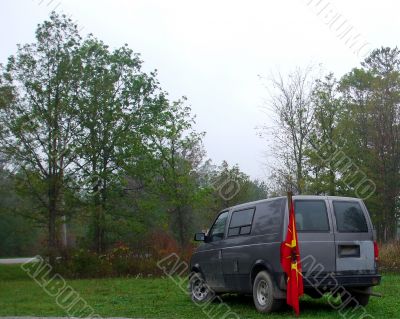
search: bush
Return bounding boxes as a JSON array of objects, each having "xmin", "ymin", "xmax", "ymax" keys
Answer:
[
  {"xmin": 147, "ymin": 231, "xmax": 180, "ymax": 260},
  {"xmin": 379, "ymin": 241, "xmax": 400, "ymax": 272},
  {"xmin": 54, "ymin": 249, "xmax": 113, "ymax": 278},
  {"xmin": 54, "ymin": 230, "xmax": 194, "ymax": 278}
]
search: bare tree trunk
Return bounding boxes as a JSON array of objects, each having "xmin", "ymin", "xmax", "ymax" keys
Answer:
[
  {"xmin": 177, "ymin": 206, "xmax": 185, "ymax": 249},
  {"xmin": 329, "ymin": 166, "xmax": 335, "ymax": 196},
  {"xmin": 48, "ymin": 175, "xmax": 58, "ymax": 266},
  {"xmin": 92, "ymin": 183, "xmax": 103, "ymax": 254}
]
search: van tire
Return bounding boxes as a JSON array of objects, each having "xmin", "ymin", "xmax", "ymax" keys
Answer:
[
  {"xmin": 190, "ymin": 272, "xmax": 212, "ymax": 303},
  {"xmin": 346, "ymin": 287, "xmax": 371, "ymax": 307},
  {"xmin": 252, "ymin": 271, "xmax": 283, "ymax": 313}
]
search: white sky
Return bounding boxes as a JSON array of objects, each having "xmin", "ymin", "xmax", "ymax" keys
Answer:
[{"xmin": 1, "ymin": 0, "xmax": 399, "ymax": 180}]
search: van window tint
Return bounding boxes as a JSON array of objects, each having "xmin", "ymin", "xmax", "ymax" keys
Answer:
[
  {"xmin": 294, "ymin": 200, "xmax": 329, "ymax": 232},
  {"xmin": 228, "ymin": 208, "xmax": 255, "ymax": 236},
  {"xmin": 208, "ymin": 211, "xmax": 229, "ymax": 242},
  {"xmin": 333, "ymin": 201, "xmax": 368, "ymax": 232}
]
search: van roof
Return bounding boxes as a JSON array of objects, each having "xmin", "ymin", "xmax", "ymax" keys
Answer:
[{"xmin": 229, "ymin": 195, "xmax": 363, "ymax": 211}]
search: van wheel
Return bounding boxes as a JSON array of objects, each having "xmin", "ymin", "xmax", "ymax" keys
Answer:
[
  {"xmin": 346, "ymin": 287, "xmax": 371, "ymax": 307},
  {"xmin": 190, "ymin": 272, "xmax": 212, "ymax": 303},
  {"xmin": 252, "ymin": 271, "xmax": 283, "ymax": 313}
]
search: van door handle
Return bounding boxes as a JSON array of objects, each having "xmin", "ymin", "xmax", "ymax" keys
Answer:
[{"xmin": 218, "ymin": 250, "xmax": 222, "ymax": 260}]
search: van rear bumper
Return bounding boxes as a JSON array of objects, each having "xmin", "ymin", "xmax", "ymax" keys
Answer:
[{"xmin": 303, "ymin": 273, "xmax": 381, "ymax": 288}]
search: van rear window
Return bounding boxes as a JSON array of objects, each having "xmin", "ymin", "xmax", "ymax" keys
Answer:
[
  {"xmin": 294, "ymin": 200, "xmax": 330, "ymax": 232},
  {"xmin": 333, "ymin": 201, "xmax": 368, "ymax": 232}
]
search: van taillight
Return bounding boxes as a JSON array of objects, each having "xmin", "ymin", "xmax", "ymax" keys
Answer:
[{"xmin": 373, "ymin": 241, "xmax": 379, "ymax": 262}]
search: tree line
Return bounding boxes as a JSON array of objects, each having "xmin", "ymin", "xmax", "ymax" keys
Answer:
[
  {"xmin": 1, "ymin": 13, "xmax": 399, "ymax": 260},
  {"xmin": 0, "ymin": 13, "xmax": 268, "ymax": 259}
]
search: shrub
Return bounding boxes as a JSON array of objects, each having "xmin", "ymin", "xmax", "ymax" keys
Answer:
[
  {"xmin": 54, "ymin": 248, "xmax": 112, "ymax": 278},
  {"xmin": 147, "ymin": 230, "xmax": 195, "ymax": 270},
  {"xmin": 54, "ymin": 230, "xmax": 195, "ymax": 278},
  {"xmin": 147, "ymin": 230, "xmax": 180, "ymax": 260},
  {"xmin": 379, "ymin": 241, "xmax": 400, "ymax": 272}
]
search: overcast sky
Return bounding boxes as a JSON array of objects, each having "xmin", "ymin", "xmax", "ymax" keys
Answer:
[{"xmin": 1, "ymin": 0, "xmax": 398, "ymax": 180}]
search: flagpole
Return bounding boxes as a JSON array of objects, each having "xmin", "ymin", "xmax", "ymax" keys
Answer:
[{"xmin": 287, "ymin": 191, "xmax": 293, "ymax": 211}]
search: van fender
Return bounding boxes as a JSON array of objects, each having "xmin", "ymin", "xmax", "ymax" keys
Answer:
[
  {"xmin": 190, "ymin": 263, "xmax": 205, "ymax": 279},
  {"xmin": 250, "ymin": 259, "xmax": 275, "ymax": 284},
  {"xmin": 250, "ymin": 259, "xmax": 286, "ymax": 299}
]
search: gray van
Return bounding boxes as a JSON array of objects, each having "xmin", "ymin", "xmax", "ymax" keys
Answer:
[{"xmin": 189, "ymin": 195, "xmax": 381, "ymax": 313}]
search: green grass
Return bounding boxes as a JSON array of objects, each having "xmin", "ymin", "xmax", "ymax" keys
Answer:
[{"xmin": 0, "ymin": 264, "xmax": 398, "ymax": 318}]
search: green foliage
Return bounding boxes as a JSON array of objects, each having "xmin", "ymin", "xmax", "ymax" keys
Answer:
[
  {"xmin": 1, "ymin": 12, "xmax": 230, "ymax": 255},
  {"xmin": 305, "ymin": 73, "xmax": 342, "ymax": 195},
  {"xmin": 72, "ymin": 36, "xmax": 169, "ymax": 252},
  {"xmin": 337, "ymin": 47, "xmax": 400, "ymax": 241},
  {"xmin": 0, "ymin": 168, "xmax": 43, "ymax": 257},
  {"xmin": 0, "ymin": 12, "xmax": 83, "ymax": 261},
  {"xmin": 195, "ymin": 160, "xmax": 269, "ymax": 228}
]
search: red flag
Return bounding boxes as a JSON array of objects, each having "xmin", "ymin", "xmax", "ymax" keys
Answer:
[{"xmin": 280, "ymin": 192, "xmax": 304, "ymax": 316}]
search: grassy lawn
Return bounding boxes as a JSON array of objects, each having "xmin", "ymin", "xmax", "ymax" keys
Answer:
[{"xmin": 0, "ymin": 264, "xmax": 398, "ymax": 318}]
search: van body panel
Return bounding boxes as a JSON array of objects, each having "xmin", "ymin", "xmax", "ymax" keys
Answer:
[
  {"xmin": 198, "ymin": 240, "xmax": 226, "ymax": 289},
  {"xmin": 297, "ymin": 233, "xmax": 336, "ymax": 273},
  {"xmin": 335, "ymin": 240, "xmax": 375, "ymax": 272},
  {"xmin": 222, "ymin": 240, "xmax": 281, "ymax": 292}
]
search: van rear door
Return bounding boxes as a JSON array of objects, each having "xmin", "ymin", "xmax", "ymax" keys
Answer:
[
  {"xmin": 329, "ymin": 199, "xmax": 375, "ymax": 274},
  {"xmin": 293, "ymin": 198, "xmax": 336, "ymax": 275}
]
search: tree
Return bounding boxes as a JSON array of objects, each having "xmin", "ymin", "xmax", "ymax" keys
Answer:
[
  {"xmin": 209, "ymin": 161, "xmax": 263, "ymax": 207},
  {"xmin": 143, "ymin": 99, "xmax": 206, "ymax": 247},
  {"xmin": 263, "ymin": 67, "xmax": 317, "ymax": 194},
  {"xmin": 0, "ymin": 13, "xmax": 82, "ymax": 262},
  {"xmin": 196, "ymin": 160, "xmax": 270, "ymax": 227},
  {"xmin": 74, "ymin": 37, "xmax": 166, "ymax": 253},
  {"xmin": 340, "ymin": 47, "xmax": 400, "ymax": 241},
  {"xmin": 306, "ymin": 73, "xmax": 342, "ymax": 195}
]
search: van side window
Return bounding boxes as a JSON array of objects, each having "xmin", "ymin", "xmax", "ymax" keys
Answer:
[
  {"xmin": 208, "ymin": 211, "xmax": 229, "ymax": 242},
  {"xmin": 294, "ymin": 200, "xmax": 330, "ymax": 232},
  {"xmin": 228, "ymin": 208, "xmax": 255, "ymax": 236},
  {"xmin": 333, "ymin": 201, "xmax": 368, "ymax": 232},
  {"xmin": 252, "ymin": 198, "xmax": 285, "ymax": 236}
]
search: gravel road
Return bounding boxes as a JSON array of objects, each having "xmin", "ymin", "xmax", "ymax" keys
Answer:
[{"xmin": 0, "ymin": 257, "xmax": 39, "ymax": 264}]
